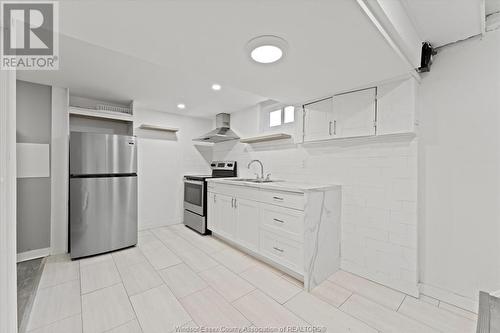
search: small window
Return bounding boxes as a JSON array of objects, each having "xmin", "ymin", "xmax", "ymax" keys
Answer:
[
  {"xmin": 269, "ymin": 109, "xmax": 282, "ymax": 127},
  {"xmin": 268, "ymin": 106, "xmax": 294, "ymax": 128},
  {"xmin": 284, "ymin": 106, "xmax": 295, "ymax": 123}
]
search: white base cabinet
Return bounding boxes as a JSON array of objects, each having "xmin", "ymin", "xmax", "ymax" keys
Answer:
[
  {"xmin": 216, "ymin": 193, "xmax": 236, "ymax": 239},
  {"xmin": 235, "ymin": 198, "xmax": 260, "ymax": 252},
  {"xmin": 207, "ymin": 180, "xmax": 341, "ymax": 291},
  {"xmin": 208, "ymin": 194, "xmax": 260, "ymax": 252}
]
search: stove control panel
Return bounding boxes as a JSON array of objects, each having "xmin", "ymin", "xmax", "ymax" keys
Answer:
[{"xmin": 210, "ymin": 161, "xmax": 236, "ymax": 171}]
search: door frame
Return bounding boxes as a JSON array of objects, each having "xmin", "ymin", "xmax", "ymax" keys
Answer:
[{"xmin": 0, "ymin": 66, "xmax": 17, "ymax": 332}]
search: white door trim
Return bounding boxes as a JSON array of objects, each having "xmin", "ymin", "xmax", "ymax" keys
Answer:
[
  {"xmin": 50, "ymin": 87, "xmax": 69, "ymax": 255},
  {"xmin": 0, "ymin": 67, "xmax": 18, "ymax": 332}
]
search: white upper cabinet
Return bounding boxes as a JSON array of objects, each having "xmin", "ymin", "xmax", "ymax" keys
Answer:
[
  {"xmin": 302, "ymin": 77, "xmax": 417, "ymax": 142},
  {"xmin": 333, "ymin": 87, "xmax": 376, "ymax": 138},
  {"xmin": 303, "ymin": 97, "xmax": 334, "ymax": 142},
  {"xmin": 376, "ymin": 78, "xmax": 417, "ymax": 135},
  {"xmin": 303, "ymin": 88, "xmax": 376, "ymax": 142}
]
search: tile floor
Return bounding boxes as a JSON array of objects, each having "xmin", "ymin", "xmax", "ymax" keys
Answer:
[{"xmin": 27, "ymin": 224, "xmax": 478, "ymax": 333}]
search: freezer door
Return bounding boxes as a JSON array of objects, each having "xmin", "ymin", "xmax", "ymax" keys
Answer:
[
  {"xmin": 70, "ymin": 132, "xmax": 137, "ymax": 175},
  {"xmin": 70, "ymin": 176, "xmax": 138, "ymax": 259}
]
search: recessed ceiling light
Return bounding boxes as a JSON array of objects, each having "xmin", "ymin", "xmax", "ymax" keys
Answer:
[
  {"xmin": 211, "ymin": 84, "xmax": 222, "ymax": 91},
  {"xmin": 246, "ymin": 35, "xmax": 288, "ymax": 64},
  {"xmin": 251, "ymin": 45, "xmax": 283, "ymax": 64},
  {"xmin": 177, "ymin": 103, "xmax": 186, "ymax": 109}
]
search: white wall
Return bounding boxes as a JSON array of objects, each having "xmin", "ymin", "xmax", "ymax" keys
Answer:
[
  {"xmin": 213, "ymin": 104, "xmax": 419, "ymax": 296},
  {"xmin": 418, "ymin": 30, "xmax": 500, "ymax": 311},
  {"xmin": 134, "ymin": 109, "xmax": 213, "ymax": 229},
  {"xmin": 16, "ymin": 80, "xmax": 52, "ymax": 256}
]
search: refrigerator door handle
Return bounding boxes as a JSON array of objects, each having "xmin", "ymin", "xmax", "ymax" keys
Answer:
[{"xmin": 83, "ymin": 191, "xmax": 89, "ymax": 211}]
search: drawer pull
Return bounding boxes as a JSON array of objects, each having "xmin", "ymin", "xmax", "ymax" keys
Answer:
[
  {"xmin": 273, "ymin": 246, "xmax": 284, "ymax": 253},
  {"xmin": 273, "ymin": 196, "xmax": 284, "ymax": 201},
  {"xmin": 273, "ymin": 218, "xmax": 285, "ymax": 224}
]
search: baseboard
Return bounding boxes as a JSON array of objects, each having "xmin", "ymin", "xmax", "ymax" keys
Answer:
[
  {"xmin": 420, "ymin": 282, "xmax": 479, "ymax": 313},
  {"xmin": 17, "ymin": 247, "xmax": 50, "ymax": 263}
]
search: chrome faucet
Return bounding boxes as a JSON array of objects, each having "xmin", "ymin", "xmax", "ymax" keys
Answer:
[{"xmin": 248, "ymin": 159, "xmax": 264, "ymax": 180}]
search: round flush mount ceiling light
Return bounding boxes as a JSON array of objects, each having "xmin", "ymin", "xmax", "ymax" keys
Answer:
[
  {"xmin": 251, "ymin": 46, "xmax": 282, "ymax": 64},
  {"xmin": 246, "ymin": 35, "xmax": 288, "ymax": 64},
  {"xmin": 177, "ymin": 103, "xmax": 186, "ymax": 109},
  {"xmin": 211, "ymin": 83, "xmax": 222, "ymax": 91}
]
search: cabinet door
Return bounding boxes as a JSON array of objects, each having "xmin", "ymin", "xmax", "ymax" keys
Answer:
[
  {"xmin": 303, "ymin": 97, "xmax": 334, "ymax": 142},
  {"xmin": 207, "ymin": 192, "xmax": 216, "ymax": 232},
  {"xmin": 333, "ymin": 88, "xmax": 376, "ymax": 138},
  {"xmin": 235, "ymin": 198, "xmax": 260, "ymax": 252},
  {"xmin": 215, "ymin": 194, "xmax": 236, "ymax": 239}
]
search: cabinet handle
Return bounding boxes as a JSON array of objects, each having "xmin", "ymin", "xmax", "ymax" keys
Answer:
[
  {"xmin": 234, "ymin": 198, "xmax": 237, "ymax": 208},
  {"xmin": 273, "ymin": 218, "xmax": 285, "ymax": 224},
  {"xmin": 329, "ymin": 121, "xmax": 332, "ymax": 136},
  {"xmin": 231, "ymin": 198, "xmax": 234, "ymax": 208},
  {"xmin": 273, "ymin": 196, "xmax": 284, "ymax": 201},
  {"xmin": 273, "ymin": 246, "xmax": 284, "ymax": 253},
  {"xmin": 214, "ymin": 194, "xmax": 216, "ymax": 203},
  {"xmin": 333, "ymin": 120, "xmax": 337, "ymax": 135}
]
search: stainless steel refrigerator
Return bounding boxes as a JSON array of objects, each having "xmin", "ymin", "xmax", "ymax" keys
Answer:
[{"xmin": 69, "ymin": 132, "xmax": 138, "ymax": 259}]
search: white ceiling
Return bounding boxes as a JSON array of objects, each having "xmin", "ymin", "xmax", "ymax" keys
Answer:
[
  {"xmin": 401, "ymin": 0, "xmax": 483, "ymax": 47},
  {"xmin": 19, "ymin": 35, "xmax": 265, "ymax": 117},
  {"xmin": 19, "ymin": 0, "xmax": 427, "ymax": 117}
]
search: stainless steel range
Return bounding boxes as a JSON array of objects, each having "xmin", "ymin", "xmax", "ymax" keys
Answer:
[{"xmin": 183, "ymin": 161, "xmax": 237, "ymax": 234}]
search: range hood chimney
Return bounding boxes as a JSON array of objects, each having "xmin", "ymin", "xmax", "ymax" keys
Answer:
[{"xmin": 193, "ymin": 113, "xmax": 240, "ymax": 143}]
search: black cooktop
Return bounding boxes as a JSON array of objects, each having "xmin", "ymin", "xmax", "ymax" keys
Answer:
[{"xmin": 184, "ymin": 175, "xmax": 223, "ymax": 181}]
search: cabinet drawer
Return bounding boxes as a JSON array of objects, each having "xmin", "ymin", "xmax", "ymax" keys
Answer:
[
  {"xmin": 260, "ymin": 190, "xmax": 304, "ymax": 210},
  {"xmin": 260, "ymin": 230, "xmax": 303, "ymax": 274},
  {"xmin": 208, "ymin": 184, "xmax": 238, "ymax": 197},
  {"xmin": 261, "ymin": 204, "xmax": 303, "ymax": 242},
  {"xmin": 208, "ymin": 183, "xmax": 260, "ymax": 202}
]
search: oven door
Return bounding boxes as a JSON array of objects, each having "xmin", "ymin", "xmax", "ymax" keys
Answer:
[{"xmin": 184, "ymin": 179, "xmax": 205, "ymax": 215}]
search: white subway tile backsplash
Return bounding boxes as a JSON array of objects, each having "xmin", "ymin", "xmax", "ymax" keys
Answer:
[
  {"xmin": 358, "ymin": 226, "xmax": 389, "ymax": 242},
  {"xmin": 364, "ymin": 187, "xmax": 388, "ymax": 208},
  {"xmin": 213, "ymin": 137, "xmax": 418, "ymax": 295},
  {"xmin": 389, "ymin": 225, "xmax": 417, "ymax": 248},
  {"xmin": 390, "ymin": 209, "xmax": 417, "ymax": 226},
  {"xmin": 365, "ymin": 238, "xmax": 402, "ymax": 255},
  {"xmin": 341, "ymin": 238, "xmax": 365, "ymax": 265},
  {"xmin": 399, "ymin": 268, "xmax": 418, "ymax": 283},
  {"xmin": 364, "ymin": 207, "xmax": 390, "ymax": 229},
  {"xmin": 392, "ymin": 179, "xmax": 417, "ymax": 201}
]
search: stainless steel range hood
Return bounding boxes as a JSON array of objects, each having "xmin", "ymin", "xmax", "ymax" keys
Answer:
[{"xmin": 193, "ymin": 113, "xmax": 240, "ymax": 143}]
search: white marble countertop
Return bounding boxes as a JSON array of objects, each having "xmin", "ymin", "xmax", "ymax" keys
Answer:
[{"xmin": 206, "ymin": 178, "xmax": 340, "ymax": 193}]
